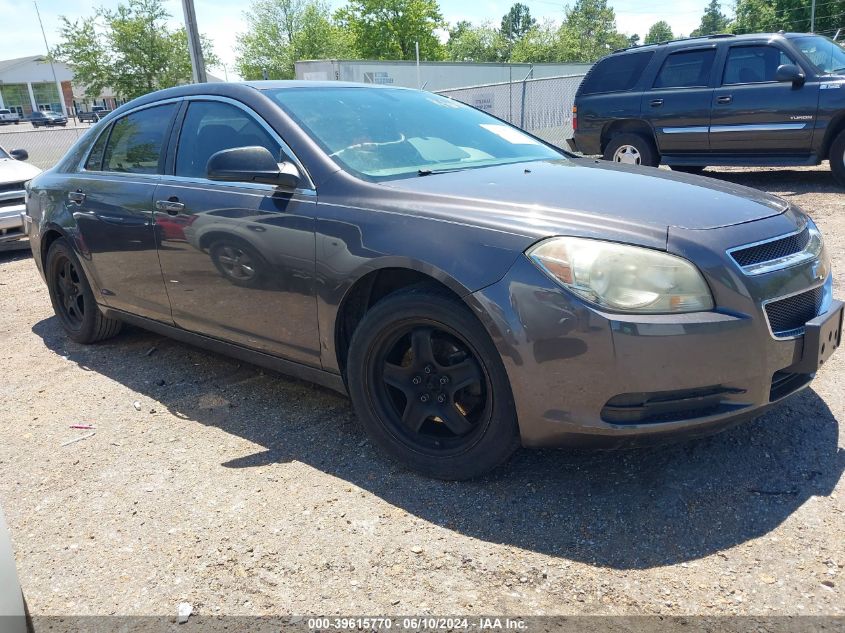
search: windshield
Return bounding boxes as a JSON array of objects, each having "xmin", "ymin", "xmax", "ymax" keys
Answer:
[
  {"xmin": 793, "ymin": 35, "xmax": 845, "ymax": 74},
  {"xmin": 267, "ymin": 87, "xmax": 564, "ymax": 180}
]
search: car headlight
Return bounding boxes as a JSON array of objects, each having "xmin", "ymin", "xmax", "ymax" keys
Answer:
[{"xmin": 526, "ymin": 236, "xmax": 714, "ymax": 313}]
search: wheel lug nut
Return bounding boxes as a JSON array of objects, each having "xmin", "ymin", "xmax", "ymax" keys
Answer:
[
  {"xmin": 420, "ymin": 394, "xmax": 429, "ymax": 403},
  {"xmin": 439, "ymin": 376, "xmax": 449, "ymax": 385},
  {"xmin": 436, "ymin": 394, "xmax": 445, "ymax": 404},
  {"xmin": 424, "ymin": 365, "xmax": 433, "ymax": 374},
  {"xmin": 412, "ymin": 376, "xmax": 421, "ymax": 385}
]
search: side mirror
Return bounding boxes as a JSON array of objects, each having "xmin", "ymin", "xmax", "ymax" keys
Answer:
[
  {"xmin": 206, "ymin": 146, "xmax": 301, "ymax": 189},
  {"xmin": 9, "ymin": 148, "xmax": 28, "ymax": 161},
  {"xmin": 775, "ymin": 64, "xmax": 805, "ymax": 87}
]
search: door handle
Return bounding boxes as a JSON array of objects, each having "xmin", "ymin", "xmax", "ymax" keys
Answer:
[
  {"xmin": 716, "ymin": 95, "xmax": 733, "ymax": 104},
  {"xmin": 67, "ymin": 190, "xmax": 85, "ymax": 205},
  {"xmin": 650, "ymin": 98, "xmax": 664, "ymax": 107},
  {"xmin": 155, "ymin": 199, "xmax": 185, "ymax": 215}
]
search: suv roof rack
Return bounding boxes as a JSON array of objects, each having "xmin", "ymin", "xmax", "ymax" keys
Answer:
[{"xmin": 612, "ymin": 32, "xmax": 738, "ymax": 54}]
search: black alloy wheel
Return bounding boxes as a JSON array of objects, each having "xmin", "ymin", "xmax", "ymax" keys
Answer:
[
  {"xmin": 53, "ymin": 253, "xmax": 86, "ymax": 331},
  {"xmin": 46, "ymin": 238, "xmax": 122, "ymax": 344},
  {"xmin": 370, "ymin": 321, "xmax": 491, "ymax": 455},
  {"xmin": 347, "ymin": 288, "xmax": 520, "ymax": 479}
]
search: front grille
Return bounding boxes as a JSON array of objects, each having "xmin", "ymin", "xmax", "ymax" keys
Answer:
[
  {"xmin": 764, "ymin": 286, "xmax": 824, "ymax": 337},
  {"xmin": 0, "ymin": 196, "xmax": 24, "ymax": 208},
  {"xmin": 731, "ymin": 227, "xmax": 810, "ymax": 268},
  {"xmin": 601, "ymin": 385, "xmax": 746, "ymax": 424},
  {"xmin": 0, "ymin": 181, "xmax": 24, "ymax": 195}
]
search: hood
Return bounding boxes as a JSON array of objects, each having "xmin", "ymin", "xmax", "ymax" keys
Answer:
[
  {"xmin": 381, "ymin": 159, "xmax": 788, "ymax": 249},
  {"xmin": 0, "ymin": 158, "xmax": 41, "ymax": 183}
]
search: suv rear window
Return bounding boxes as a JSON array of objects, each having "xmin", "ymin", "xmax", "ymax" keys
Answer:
[
  {"xmin": 579, "ymin": 51, "xmax": 655, "ymax": 95},
  {"xmin": 653, "ymin": 49, "xmax": 716, "ymax": 89}
]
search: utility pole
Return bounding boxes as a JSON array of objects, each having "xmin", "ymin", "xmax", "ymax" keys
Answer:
[
  {"xmin": 182, "ymin": 0, "xmax": 207, "ymax": 83},
  {"xmin": 33, "ymin": 0, "xmax": 68, "ymax": 117},
  {"xmin": 811, "ymin": 0, "xmax": 816, "ymax": 32}
]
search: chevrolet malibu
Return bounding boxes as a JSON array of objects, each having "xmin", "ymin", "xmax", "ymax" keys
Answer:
[{"xmin": 23, "ymin": 82, "xmax": 842, "ymax": 479}]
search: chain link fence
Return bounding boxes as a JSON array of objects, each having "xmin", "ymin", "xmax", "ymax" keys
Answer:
[
  {"xmin": 0, "ymin": 126, "xmax": 90, "ymax": 171},
  {"xmin": 437, "ymin": 74, "xmax": 586, "ymax": 149}
]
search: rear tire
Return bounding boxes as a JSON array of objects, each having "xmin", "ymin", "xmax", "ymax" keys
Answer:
[
  {"xmin": 669, "ymin": 165, "xmax": 706, "ymax": 175},
  {"xmin": 46, "ymin": 238, "xmax": 122, "ymax": 344},
  {"xmin": 346, "ymin": 287, "xmax": 520, "ymax": 480},
  {"xmin": 830, "ymin": 130, "xmax": 845, "ymax": 187},
  {"xmin": 603, "ymin": 132, "xmax": 659, "ymax": 167}
]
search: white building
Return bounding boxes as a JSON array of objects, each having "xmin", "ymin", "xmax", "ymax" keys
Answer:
[
  {"xmin": 0, "ymin": 55, "xmax": 73, "ymax": 116},
  {"xmin": 295, "ymin": 59, "xmax": 593, "ymax": 91}
]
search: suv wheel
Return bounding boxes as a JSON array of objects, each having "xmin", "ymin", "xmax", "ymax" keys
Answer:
[
  {"xmin": 830, "ymin": 130, "xmax": 845, "ymax": 187},
  {"xmin": 603, "ymin": 133, "xmax": 659, "ymax": 167},
  {"xmin": 346, "ymin": 287, "xmax": 520, "ymax": 480}
]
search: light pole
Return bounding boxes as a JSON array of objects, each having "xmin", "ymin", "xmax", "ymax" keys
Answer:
[
  {"xmin": 811, "ymin": 0, "xmax": 816, "ymax": 32},
  {"xmin": 182, "ymin": 0, "xmax": 207, "ymax": 83},
  {"xmin": 33, "ymin": 0, "xmax": 68, "ymax": 117}
]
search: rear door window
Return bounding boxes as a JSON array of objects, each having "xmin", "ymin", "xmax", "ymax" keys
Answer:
[
  {"xmin": 723, "ymin": 45, "xmax": 796, "ymax": 84},
  {"xmin": 653, "ymin": 49, "xmax": 717, "ymax": 89},
  {"xmin": 579, "ymin": 52, "xmax": 655, "ymax": 95},
  {"xmin": 102, "ymin": 103, "xmax": 177, "ymax": 174}
]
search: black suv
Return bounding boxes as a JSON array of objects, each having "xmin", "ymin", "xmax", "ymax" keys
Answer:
[{"xmin": 568, "ymin": 33, "xmax": 845, "ymax": 184}]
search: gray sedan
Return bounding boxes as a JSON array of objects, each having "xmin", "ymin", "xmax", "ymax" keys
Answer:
[{"xmin": 23, "ymin": 82, "xmax": 842, "ymax": 479}]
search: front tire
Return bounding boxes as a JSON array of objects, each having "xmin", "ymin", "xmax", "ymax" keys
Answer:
[
  {"xmin": 346, "ymin": 288, "xmax": 520, "ymax": 480},
  {"xmin": 603, "ymin": 132, "xmax": 659, "ymax": 167},
  {"xmin": 46, "ymin": 238, "xmax": 122, "ymax": 344},
  {"xmin": 830, "ymin": 130, "xmax": 845, "ymax": 187}
]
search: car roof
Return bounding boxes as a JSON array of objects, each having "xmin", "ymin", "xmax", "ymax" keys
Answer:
[
  {"xmin": 101, "ymin": 80, "xmax": 415, "ymax": 123},
  {"xmin": 611, "ymin": 32, "xmax": 810, "ymax": 56}
]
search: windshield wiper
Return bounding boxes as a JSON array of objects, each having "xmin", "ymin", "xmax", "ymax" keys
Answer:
[{"xmin": 417, "ymin": 167, "xmax": 469, "ymax": 176}]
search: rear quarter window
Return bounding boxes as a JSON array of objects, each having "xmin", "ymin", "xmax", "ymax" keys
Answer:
[{"xmin": 579, "ymin": 51, "xmax": 655, "ymax": 95}]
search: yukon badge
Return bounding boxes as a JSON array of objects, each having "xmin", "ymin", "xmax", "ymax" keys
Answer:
[{"xmin": 790, "ymin": 115, "xmax": 813, "ymax": 120}]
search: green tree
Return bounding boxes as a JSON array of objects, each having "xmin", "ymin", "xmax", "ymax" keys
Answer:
[
  {"xmin": 557, "ymin": 0, "xmax": 628, "ymax": 62},
  {"xmin": 446, "ymin": 22, "xmax": 509, "ymax": 62},
  {"xmin": 236, "ymin": 0, "xmax": 356, "ymax": 79},
  {"xmin": 627, "ymin": 33, "xmax": 640, "ymax": 47},
  {"xmin": 500, "ymin": 3, "xmax": 536, "ymax": 42},
  {"xmin": 644, "ymin": 20, "xmax": 674, "ymax": 44},
  {"xmin": 690, "ymin": 0, "xmax": 730, "ymax": 36},
  {"xmin": 509, "ymin": 20, "xmax": 559, "ymax": 62},
  {"xmin": 731, "ymin": 0, "xmax": 845, "ymax": 34},
  {"xmin": 336, "ymin": 0, "xmax": 446, "ymax": 60},
  {"xmin": 53, "ymin": 0, "xmax": 218, "ymax": 101}
]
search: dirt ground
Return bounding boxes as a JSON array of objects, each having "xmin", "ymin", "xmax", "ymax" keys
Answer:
[{"xmin": 0, "ymin": 165, "xmax": 843, "ymax": 619}]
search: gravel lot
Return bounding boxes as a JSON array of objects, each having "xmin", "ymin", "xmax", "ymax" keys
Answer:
[{"xmin": 0, "ymin": 165, "xmax": 843, "ymax": 620}]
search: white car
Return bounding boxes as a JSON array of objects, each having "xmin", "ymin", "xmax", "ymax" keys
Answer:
[
  {"xmin": 0, "ymin": 108, "xmax": 21, "ymax": 125},
  {"xmin": 0, "ymin": 505, "xmax": 26, "ymax": 633},
  {"xmin": 0, "ymin": 146, "xmax": 40, "ymax": 250}
]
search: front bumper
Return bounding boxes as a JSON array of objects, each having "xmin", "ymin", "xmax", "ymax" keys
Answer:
[
  {"xmin": 471, "ymin": 213, "xmax": 839, "ymax": 448},
  {"xmin": 0, "ymin": 205, "xmax": 26, "ymax": 245}
]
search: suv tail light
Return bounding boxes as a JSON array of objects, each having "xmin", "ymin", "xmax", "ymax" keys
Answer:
[{"xmin": 572, "ymin": 105, "xmax": 577, "ymax": 132}]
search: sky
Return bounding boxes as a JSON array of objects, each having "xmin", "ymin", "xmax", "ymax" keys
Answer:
[{"xmin": 6, "ymin": 0, "xmax": 713, "ymax": 80}]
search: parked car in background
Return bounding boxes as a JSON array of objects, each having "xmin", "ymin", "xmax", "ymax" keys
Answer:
[
  {"xmin": 27, "ymin": 111, "xmax": 67, "ymax": 127},
  {"xmin": 569, "ymin": 33, "xmax": 845, "ymax": 185},
  {"xmin": 0, "ymin": 145, "xmax": 40, "ymax": 249},
  {"xmin": 0, "ymin": 109, "xmax": 20, "ymax": 125},
  {"xmin": 78, "ymin": 106, "xmax": 111, "ymax": 123},
  {"xmin": 23, "ymin": 82, "xmax": 842, "ymax": 479}
]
